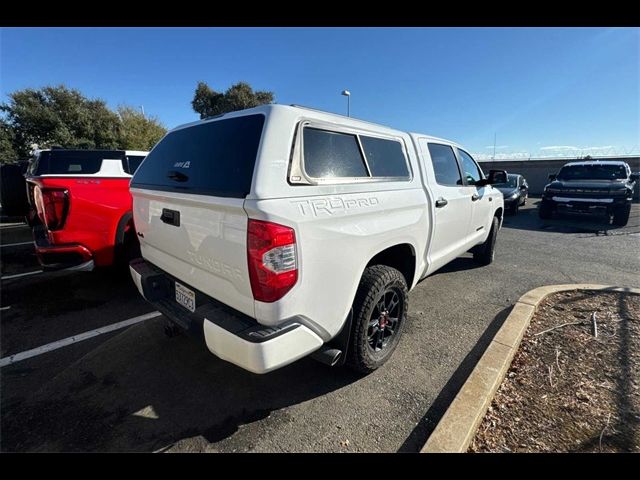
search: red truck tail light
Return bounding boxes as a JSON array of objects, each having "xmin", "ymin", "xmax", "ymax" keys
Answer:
[
  {"xmin": 247, "ymin": 219, "xmax": 298, "ymax": 303},
  {"xmin": 34, "ymin": 187, "xmax": 69, "ymax": 231}
]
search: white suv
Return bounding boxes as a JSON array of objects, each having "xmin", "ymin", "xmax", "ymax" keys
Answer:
[{"xmin": 129, "ymin": 105, "xmax": 505, "ymax": 374}]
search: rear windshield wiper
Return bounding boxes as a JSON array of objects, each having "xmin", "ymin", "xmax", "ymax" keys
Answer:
[{"xmin": 167, "ymin": 170, "xmax": 189, "ymax": 182}]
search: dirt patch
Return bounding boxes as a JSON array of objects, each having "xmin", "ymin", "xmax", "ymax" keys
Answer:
[{"xmin": 470, "ymin": 290, "xmax": 640, "ymax": 452}]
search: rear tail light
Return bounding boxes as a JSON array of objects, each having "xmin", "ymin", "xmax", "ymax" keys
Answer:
[
  {"xmin": 247, "ymin": 219, "xmax": 298, "ymax": 303},
  {"xmin": 34, "ymin": 187, "xmax": 69, "ymax": 231}
]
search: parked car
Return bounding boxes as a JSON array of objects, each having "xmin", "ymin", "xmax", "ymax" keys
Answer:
[
  {"xmin": 129, "ymin": 104, "xmax": 506, "ymax": 374},
  {"xmin": 25, "ymin": 148, "xmax": 148, "ymax": 271},
  {"xmin": 540, "ymin": 160, "xmax": 638, "ymax": 226},
  {"xmin": 493, "ymin": 173, "xmax": 528, "ymax": 214}
]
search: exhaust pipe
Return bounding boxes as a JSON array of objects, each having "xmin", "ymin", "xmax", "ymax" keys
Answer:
[
  {"xmin": 164, "ymin": 323, "xmax": 181, "ymax": 338},
  {"xmin": 311, "ymin": 346, "xmax": 342, "ymax": 367}
]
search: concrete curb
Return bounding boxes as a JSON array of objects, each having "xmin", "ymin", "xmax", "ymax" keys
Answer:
[{"xmin": 420, "ymin": 284, "xmax": 640, "ymax": 453}]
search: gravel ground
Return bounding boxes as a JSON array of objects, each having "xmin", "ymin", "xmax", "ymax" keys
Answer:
[{"xmin": 470, "ymin": 290, "xmax": 640, "ymax": 452}]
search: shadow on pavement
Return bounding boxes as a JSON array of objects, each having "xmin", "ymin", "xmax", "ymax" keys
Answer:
[
  {"xmin": 397, "ymin": 304, "xmax": 513, "ymax": 452},
  {"xmin": 1, "ymin": 318, "xmax": 364, "ymax": 452},
  {"xmin": 500, "ymin": 200, "xmax": 640, "ymax": 237}
]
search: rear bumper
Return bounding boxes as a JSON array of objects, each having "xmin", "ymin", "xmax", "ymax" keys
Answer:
[
  {"xmin": 33, "ymin": 225, "xmax": 94, "ymax": 271},
  {"xmin": 129, "ymin": 258, "xmax": 323, "ymax": 374}
]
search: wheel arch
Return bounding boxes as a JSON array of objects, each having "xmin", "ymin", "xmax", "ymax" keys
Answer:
[
  {"xmin": 494, "ymin": 206, "xmax": 503, "ymax": 227},
  {"xmin": 114, "ymin": 211, "xmax": 134, "ymax": 246},
  {"xmin": 364, "ymin": 242, "xmax": 417, "ymax": 291}
]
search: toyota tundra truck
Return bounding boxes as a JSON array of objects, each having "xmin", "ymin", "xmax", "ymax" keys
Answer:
[
  {"xmin": 26, "ymin": 148, "xmax": 148, "ymax": 270},
  {"xmin": 129, "ymin": 105, "xmax": 506, "ymax": 374},
  {"xmin": 540, "ymin": 160, "xmax": 638, "ymax": 226}
]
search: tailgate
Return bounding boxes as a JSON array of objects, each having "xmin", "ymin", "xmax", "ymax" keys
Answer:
[
  {"xmin": 130, "ymin": 113, "xmax": 266, "ymax": 318},
  {"xmin": 132, "ymin": 190, "xmax": 253, "ymax": 317}
]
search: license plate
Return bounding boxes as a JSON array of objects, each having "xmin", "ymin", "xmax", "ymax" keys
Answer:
[{"xmin": 175, "ymin": 281, "xmax": 196, "ymax": 313}]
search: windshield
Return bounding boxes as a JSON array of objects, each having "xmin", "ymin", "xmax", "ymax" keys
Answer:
[
  {"xmin": 557, "ymin": 164, "xmax": 627, "ymax": 181},
  {"xmin": 494, "ymin": 174, "xmax": 518, "ymax": 188}
]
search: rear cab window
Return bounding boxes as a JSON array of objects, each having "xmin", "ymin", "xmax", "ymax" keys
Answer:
[
  {"xmin": 123, "ymin": 155, "xmax": 146, "ymax": 174},
  {"xmin": 30, "ymin": 150, "xmax": 124, "ymax": 176},
  {"xmin": 131, "ymin": 114, "xmax": 265, "ymax": 198}
]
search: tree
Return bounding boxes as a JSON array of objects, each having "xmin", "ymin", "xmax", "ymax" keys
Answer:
[
  {"xmin": 0, "ymin": 119, "xmax": 18, "ymax": 163},
  {"xmin": 191, "ymin": 81, "xmax": 274, "ymax": 119},
  {"xmin": 0, "ymin": 85, "xmax": 121, "ymax": 159},
  {"xmin": 116, "ymin": 106, "xmax": 167, "ymax": 151}
]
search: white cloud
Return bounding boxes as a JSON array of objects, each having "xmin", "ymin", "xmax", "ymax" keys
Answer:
[
  {"xmin": 471, "ymin": 145, "xmax": 638, "ymax": 161},
  {"xmin": 474, "ymin": 152, "xmax": 531, "ymax": 161},
  {"xmin": 540, "ymin": 145, "xmax": 579, "ymax": 151},
  {"xmin": 583, "ymin": 146, "xmax": 614, "ymax": 151}
]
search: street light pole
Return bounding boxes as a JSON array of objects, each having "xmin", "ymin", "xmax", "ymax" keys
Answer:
[{"xmin": 341, "ymin": 90, "xmax": 351, "ymax": 117}]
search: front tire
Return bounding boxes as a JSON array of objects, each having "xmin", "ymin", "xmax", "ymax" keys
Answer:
[
  {"xmin": 612, "ymin": 204, "xmax": 631, "ymax": 226},
  {"xmin": 539, "ymin": 201, "xmax": 553, "ymax": 219},
  {"xmin": 347, "ymin": 265, "xmax": 408, "ymax": 374},
  {"xmin": 473, "ymin": 216, "xmax": 499, "ymax": 266}
]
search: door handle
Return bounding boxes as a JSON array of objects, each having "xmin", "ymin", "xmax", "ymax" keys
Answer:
[
  {"xmin": 435, "ymin": 198, "xmax": 448, "ymax": 208},
  {"xmin": 471, "ymin": 194, "xmax": 480, "ymax": 202}
]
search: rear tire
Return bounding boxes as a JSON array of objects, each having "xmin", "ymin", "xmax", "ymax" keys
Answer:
[
  {"xmin": 347, "ymin": 265, "xmax": 408, "ymax": 374},
  {"xmin": 539, "ymin": 201, "xmax": 553, "ymax": 219},
  {"xmin": 115, "ymin": 224, "xmax": 140, "ymax": 270},
  {"xmin": 473, "ymin": 216, "xmax": 499, "ymax": 266},
  {"xmin": 612, "ymin": 204, "xmax": 631, "ymax": 226}
]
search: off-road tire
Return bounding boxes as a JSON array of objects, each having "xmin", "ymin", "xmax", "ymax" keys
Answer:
[
  {"xmin": 539, "ymin": 201, "xmax": 553, "ymax": 219},
  {"xmin": 612, "ymin": 204, "xmax": 631, "ymax": 227},
  {"xmin": 473, "ymin": 216, "xmax": 499, "ymax": 266},
  {"xmin": 347, "ymin": 265, "xmax": 408, "ymax": 374}
]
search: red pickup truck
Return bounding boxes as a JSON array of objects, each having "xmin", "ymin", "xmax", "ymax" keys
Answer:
[{"xmin": 25, "ymin": 148, "xmax": 148, "ymax": 271}]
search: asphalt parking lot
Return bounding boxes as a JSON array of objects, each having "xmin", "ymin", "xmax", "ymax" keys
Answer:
[{"xmin": 1, "ymin": 199, "xmax": 638, "ymax": 452}]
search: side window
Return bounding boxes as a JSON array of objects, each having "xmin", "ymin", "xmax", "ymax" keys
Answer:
[
  {"xmin": 303, "ymin": 127, "xmax": 368, "ymax": 178},
  {"xmin": 427, "ymin": 143, "xmax": 463, "ymax": 187},
  {"xmin": 457, "ymin": 149, "xmax": 483, "ymax": 186},
  {"xmin": 359, "ymin": 135, "xmax": 409, "ymax": 178}
]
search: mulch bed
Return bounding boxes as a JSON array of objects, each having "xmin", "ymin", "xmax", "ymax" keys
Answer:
[{"xmin": 470, "ymin": 290, "xmax": 640, "ymax": 452}]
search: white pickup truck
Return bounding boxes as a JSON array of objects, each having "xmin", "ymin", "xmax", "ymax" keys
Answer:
[{"xmin": 129, "ymin": 105, "xmax": 506, "ymax": 374}]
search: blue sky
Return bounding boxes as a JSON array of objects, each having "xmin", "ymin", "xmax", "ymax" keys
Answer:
[{"xmin": 1, "ymin": 27, "xmax": 638, "ymax": 159}]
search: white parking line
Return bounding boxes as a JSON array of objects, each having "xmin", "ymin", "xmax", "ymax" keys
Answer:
[
  {"xmin": 0, "ymin": 311, "xmax": 162, "ymax": 368},
  {"xmin": 1, "ymin": 241, "xmax": 34, "ymax": 248},
  {"xmin": 0, "ymin": 224, "xmax": 28, "ymax": 229},
  {"xmin": 1, "ymin": 306, "xmax": 11, "ymax": 311},
  {"xmin": 1, "ymin": 270, "xmax": 43, "ymax": 280}
]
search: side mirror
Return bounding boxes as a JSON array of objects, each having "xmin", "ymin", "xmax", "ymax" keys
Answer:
[
  {"xmin": 630, "ymin": 173, "xmax": 639, "ymax": 182},
  {"xmin": 548, "ymin": 174, "xmax": 557, "ymax": 182}
]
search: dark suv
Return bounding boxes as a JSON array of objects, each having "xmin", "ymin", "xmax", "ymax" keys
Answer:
[{"xmin": 539, "ymin": 160, "xmax": 638, "ymax": 226}]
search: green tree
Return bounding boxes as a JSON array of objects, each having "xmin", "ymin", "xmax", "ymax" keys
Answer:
[
  {"xmin": 0, "ymin": 85, "xmax": 121, "ymax": 158},
  {"xmin": 191, "ymin": 81, "xmax": 274, "ymax": 119},
  {"xmin": 0, "ymin": 119, "xmax": 18, "ymax": 164},
  {"xmin": 116, "ymin": 106, "xmax": 167, "ymax": 151}
]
